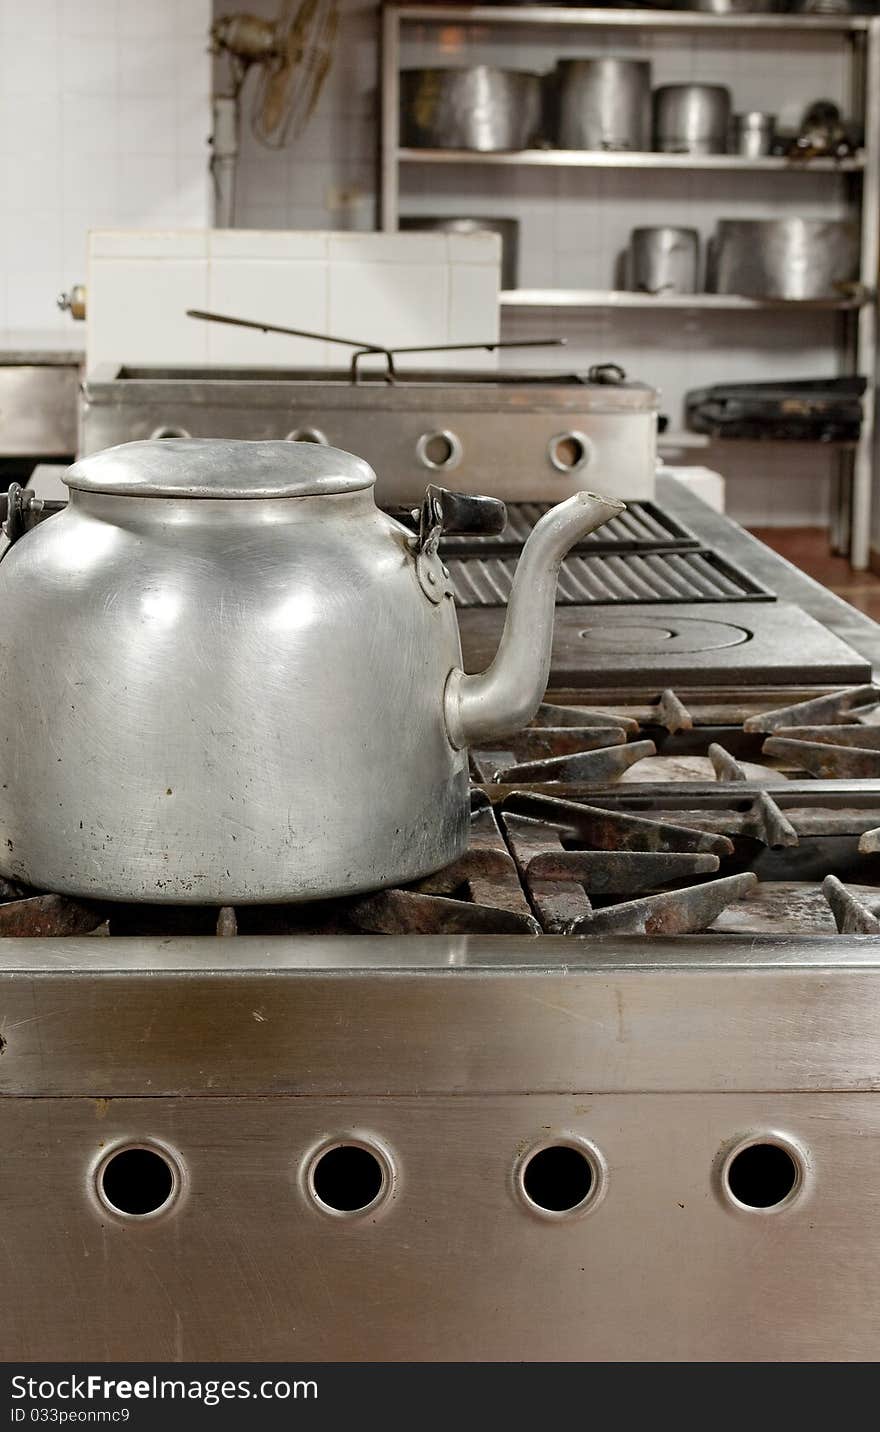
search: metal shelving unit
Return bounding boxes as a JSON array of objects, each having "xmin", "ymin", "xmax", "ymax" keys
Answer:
[
  {"xmin": 398, "ymin": 147, "xmax": 866, "ymax": 171},
  {"xmin": 380, "ymin": 2, "xmax": 880, "ymax": 569},
  {"xmin": 500, "ymin": 289, "xmax": 867, "ymax": 312}
]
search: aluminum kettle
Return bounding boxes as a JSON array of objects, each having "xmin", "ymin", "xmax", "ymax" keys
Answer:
[{"xmin": 0, "ymin": 440, "xmax": 623, "ymax": 904}]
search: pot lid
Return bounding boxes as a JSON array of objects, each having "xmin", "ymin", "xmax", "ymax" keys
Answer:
[{"xmin": 64, "ymin": 438, "xmax": 375, "ymax": 499}]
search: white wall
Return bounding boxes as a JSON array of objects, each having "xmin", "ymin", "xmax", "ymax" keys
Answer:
[
  {"xmin": 220, "ymin": 1, "xmax": 858, "ymax": 526},
  {"xmin": 0, "ymin": 0, "xmax": 213, "ymax": 346}
]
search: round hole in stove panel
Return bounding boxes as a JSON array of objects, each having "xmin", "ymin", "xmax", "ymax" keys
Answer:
[
  {"xmin": 149, "ymin": 425, "xmax": 192, "ymax": 441},
  {"xmin": 285, "ymin": 426, "xmax": 329, "ymax": 445},
  {"xmin": 516, "ymin": 1138, "xmax": 607, "ymax": 1220},
  {"xmin": 95, "ymin": 1142, "xmax": 182, "ymax": 1220},
  {"xmin": 415, "ymin": 429, "xmax": 463, "ymax": 472},
  {"xmin": 548, "ymin": 430, "xmax": 592, "ymax": 474},
  {"xmin": 306, "ymin": 1139, "xmax": 392, "ymax": 1218},
  {"xmin": 719, "ymin": 1134, "xmax": 806, "ymax": 1213},
  {"xmin": 577, "ymin": 616, "xmax": 753, "ymax": 655}
]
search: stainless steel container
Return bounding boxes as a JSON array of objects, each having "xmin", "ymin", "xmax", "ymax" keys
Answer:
[
  {"xmin": 731, "ymin": 110, "xmax": 776, "ymax": 158},
  {"xmin": 628, "ymin": 226, "xmax": 700, "ymax": 294},
  {"xmin": 400, "ymin": 66, "xmax": 542, "ymax": 152},
  {"xmin": 0, "ymin": 439, "xmax": 621, "ymax": 904},
  {"xmin": 688, "ymin": 0, "xmax": 775, "ymax": 11},
  {"xmin": 653, "ymin": 83, "xmax": 732, "ymax": 155},
  {"xmin": 710, "ymin": 218, "xmax": 860, "ymax": 299},
  {"xmin": 553, "ymin": 58, "xmax": 651, "ymax": 151},
  {"xmin": 400, "ymin": 216, "xmax": 519, "ymax": 289}
]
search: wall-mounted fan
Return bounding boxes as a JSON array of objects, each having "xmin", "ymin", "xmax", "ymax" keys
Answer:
[
  {"xmin": 209, "ymin": 0, "xmax": 339, "ymax": 226},
  {"xmin": 212, "ymin": 0, "xmax": 340, "ymax": 148}
]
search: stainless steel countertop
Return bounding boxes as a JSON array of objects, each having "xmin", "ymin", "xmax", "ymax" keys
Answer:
[
  {"xmin": 0, "ymin": 331, "xmax": 83, "ymax": 367},
  {"xmin": 656, "ymin": 474, "xmax": 880, "ymax": 675},
  {"xmin": 0, "ymin": 349, "xmax": 83, "ymax": 367}
]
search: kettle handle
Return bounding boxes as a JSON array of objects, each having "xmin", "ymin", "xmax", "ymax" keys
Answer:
[
  {"xmin": 0, "ymin": 485, "xmax": 43, "ymax": 565},
  {"xmin": 415, "ymin": 485, "xmax": 507, "ymax": 554}
]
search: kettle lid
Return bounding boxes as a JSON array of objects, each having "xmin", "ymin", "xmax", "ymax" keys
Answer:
[{"xmin": 64, "ymin": 438, "xmax": 375, "ymax": 500}]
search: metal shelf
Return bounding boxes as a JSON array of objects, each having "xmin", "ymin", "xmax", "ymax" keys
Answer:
[
  {"xmin": 381, "ymin": 2, "xmax": 880, "ymax": 568},
  {"xmin": 500, "ymin": 289, "xmax": 867, "ymax": 311},
  {"xmin": 658, "ymin": 431, "xmax": 857, "ymax": 448},
  {"xmin": 399, "ymin": 146, "xmax": 864, "ymax": 171},
  {"xmin": 389, "ymin": 5, "xmax": 870, "ymax": 32}
]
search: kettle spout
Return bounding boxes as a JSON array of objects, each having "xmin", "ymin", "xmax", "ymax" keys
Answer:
[{"xmin": 444, "ymin": 490, "xmax": 625, "ymax": 748}]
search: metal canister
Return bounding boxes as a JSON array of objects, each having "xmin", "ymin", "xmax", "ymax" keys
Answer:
[
  {"xmin": 731, "ymin": 111, "xmax": 776, "ymax": 158},
  {"xmin": 553, "ymin": 58, "xmax": 652, "ymax": 151},
  {"xmin": 400, "ymin": 67, "xmax": 542, "ymax": 152},
  {"xmin": 653, "ymin": 83, "xmax": 732, "ymax": 155},
  {"xmin": 628, "ymin": 227, "xmax": 700, "ymax": 294},
  {"xmin": 710, "ymin": 218, "xmax": 860, "ymax": 299}
]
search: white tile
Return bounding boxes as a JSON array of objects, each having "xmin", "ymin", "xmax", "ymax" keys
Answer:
[
  {"xmin": 89, "ymin": 230, "xmax": 209, "ymax": 260},
  {"xmin": 171, "ymin": 172, "xmax": 212, "ymax": 228},
  {"xmin": 327, "ymin": 232, "xmax": 448, "ymax": 266},
  {"xmin": 61, "ymin": 211, "xmax": 98, "ymax": 279},
  {"xmin": 116, "ymin": 0, "xmax": 202, "ymax": 38},
  {"xmin": 445, "ymin": 231, "xmax": 502, "ymax": 268},
  {"xmin": 6, "ymin": 270, "xmax": 65, "ymax": 331},
  {"xmin": 61, "ymin": 94, "xmax": 119, "ymax": 156},
  {"xmin": 206, "ymin": 258, "xmax": 330, "ymax": 366},
  {"xmin": 239, "ymin": 156, "xmax": 293, "ymax": 210},
  {"xmin": 0, "ymin": 30, "xmax": 59, "ymax": 92},
  {"xmin": 86, "ymin": 258, "xmax": 209, "ymax": 369},
  {"xmin": 449, "ymin": 264, "xmax": 500, "ymax": 345},
  {"xmin": 118, "ymin": 36, "xmax": 183, "ymax": 96},
  {"xmin": 5, "ymin": 210, "xmax": 62, "ymax": 273},
  {"xmin": 208, "ymin": 230, "xmax": 329, "ymax": 261},
  {"xmin": 60, "ymin": 0, "xmax": 111, "ymax": 35},
  {"xmin": 60, "ymin": 35, "xmax": 117, "ymax": 93},
  {"xmin": 2, "ymin": 0, "xmax": 59, "ymax": 37},
  {"xmin": 0, "ymin": 90, "xmax": 62, "ymax": 154},
  {"xmin": 115, "ymin": 93, "xmax": 178, "ymax": 155},
  {"xmin": 2, "ymin": 152, "xmax": 62, "ymax": 211},
  {"xmin": 116, "ymin": 157, "xmax": 179, "ymax": 224},
  {"xmin": 175, "ymin": 87, "xmax": 211, "ymax": 154},
  {"xmin": 328, "ymin": 260, "xmax": 449, "ymax": 350},
  {"xmin": 61, "ymin": 155, "xmax": 118, "ymax": 213}
]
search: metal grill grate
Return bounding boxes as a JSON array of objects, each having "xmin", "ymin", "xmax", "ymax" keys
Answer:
[
  {"xmin": 438, "ymin": 500, "xmax": 699, "ymax": 553},
  {"xmin": 448, "ymin": 549, "xmax": 774, "ymax": 607}
]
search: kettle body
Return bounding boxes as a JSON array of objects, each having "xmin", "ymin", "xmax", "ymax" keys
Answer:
[{"xmin": 0, "ymin": 439, "xmax": 621, "ymax": 903}]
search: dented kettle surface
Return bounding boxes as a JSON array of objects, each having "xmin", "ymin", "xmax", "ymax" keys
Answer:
[{"xmin": 0, "ymin": 439, "xmax": 621, "ymax": 903}]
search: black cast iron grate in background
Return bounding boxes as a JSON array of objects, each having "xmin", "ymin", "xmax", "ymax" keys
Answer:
[
  {"xmin": 447, "ymin": 548, "xmax": 774, "ymax": 607},
  {"xmin": 436, "ymin": 500, "xmax": 700, "ymax": 554}
]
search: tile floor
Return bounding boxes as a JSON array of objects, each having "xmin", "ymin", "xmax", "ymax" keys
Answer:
[{"xmin": 750, "ymin": 527, "xmax": 880, "ymax": 623}]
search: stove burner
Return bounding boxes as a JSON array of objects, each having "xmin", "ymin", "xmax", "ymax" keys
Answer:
[
  {"xmin": 576, "ymin": 617, "xmax": 751, "ymax": 654},
  {"xmin": 2, "ymin": 684, "xmax": 879, "ymax": 942}
]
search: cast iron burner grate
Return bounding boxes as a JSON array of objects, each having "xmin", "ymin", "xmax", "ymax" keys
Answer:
[
  {"xmin": 436, "ymin": 501, "xmax": 700, "ymax": 554},
  {"xmin": 2, "ymin": 685, "xmax": 880, "ymax": 940},
  {"xmin": 446, "ymin": 549, "xmax": 773, "ymax": 607}
]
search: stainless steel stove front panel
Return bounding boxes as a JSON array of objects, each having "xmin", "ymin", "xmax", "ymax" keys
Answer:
[
  {"xmin": 3, "ymin": 936, "xmax": 880, "ymax": 1096},
  {"xmin": 4, "ymin": 1090, "xmax": 880, "ymax": 1362},
  {"xmin": 79, "ymin": 369, "xmax": 657, "ymax": 502},
  {"xmin": 5, "ymin": 939, "xmax": 880, "ymax": 1361}
]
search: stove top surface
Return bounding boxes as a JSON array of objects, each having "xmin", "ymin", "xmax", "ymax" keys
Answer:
[
  {"xmin": 460, "ymin": 602, "xmax": 873, "ymax": 687},
  {"xmin": 3, "ymin": 684, "xmax": 880, "ymax": 946}
]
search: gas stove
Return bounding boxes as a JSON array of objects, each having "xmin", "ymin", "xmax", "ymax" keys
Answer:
[
  {"xmin": 5, "ymin": 475, "xmax": 880, "ymax": 1363},
  {"xmin": 4, "ymin": 684, "xmax": 879, "ymax": 942}
]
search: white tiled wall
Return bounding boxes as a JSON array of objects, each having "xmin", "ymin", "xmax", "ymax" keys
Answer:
[
  {"xmin": 87, "ymin": 228, "xmax": 500, "ymax": 370},
  {"xmin": 0, "ymin": 0, "xmax": 212, "ymax": 347},
  {"xmin": 220, "ymin": 0, "xmax": 858, "ymax": 525}
]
